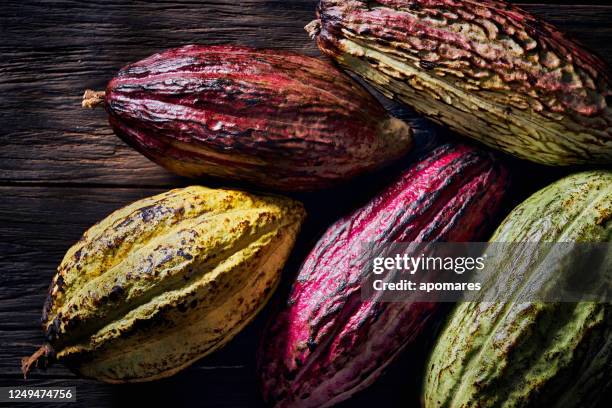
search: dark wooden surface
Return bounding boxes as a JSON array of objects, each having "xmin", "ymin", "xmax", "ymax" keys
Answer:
[{"xmin": 1, "ymin": 1, "xmax": 611, "ymax": 407}]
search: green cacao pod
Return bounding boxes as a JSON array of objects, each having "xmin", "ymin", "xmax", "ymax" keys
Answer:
[
  {"xmin": 22, "ymin": 186, "xmax": 305, "ymax": 383},
  {"xmin": 424, "ymin": 171, "xmax": 612, "ymax": 408},
  {"xmin": 310, "ymin": 0, "xmax": 612, "ymax": 165}
]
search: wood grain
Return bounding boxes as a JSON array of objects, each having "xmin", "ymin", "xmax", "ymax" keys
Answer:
[
  {"xmin": 1, "ymin": 1, "xmax": 611, "ymax": 407},
  {"xmin": 2, "ymin": 1, "xmax": 612, "ymax": 187}
]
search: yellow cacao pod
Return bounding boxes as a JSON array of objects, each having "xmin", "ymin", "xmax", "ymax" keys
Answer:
[{"xmin": 23, "ymin": 186, "xmax": 305, "ymax": 383}]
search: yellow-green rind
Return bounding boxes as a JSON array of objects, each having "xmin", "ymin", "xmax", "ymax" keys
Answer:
[
  {"xmin": 424, "ymin": 171, "xmax": 612, "ymax": 408},
  {"xmin": 41, "ymin": 186, "xmax": 305, "ymax": 382}
]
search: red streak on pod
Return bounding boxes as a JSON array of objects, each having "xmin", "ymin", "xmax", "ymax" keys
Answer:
[
  {"xmin": 258, "ymin": 142, "xmax": 509, "ymax": 407},
  {"xmin": 103, "ymin": 45, "xmax": 412, "ymax": 191}
]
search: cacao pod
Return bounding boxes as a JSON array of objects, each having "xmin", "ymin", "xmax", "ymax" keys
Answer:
[
  {"xmin": 22, "ymin": 186, "xmax": 305, "ymax": 383},
  {"xmin": 258, "ymin": 143, "xmax": 509, "ymax": 407},
  {"xmin": 83, "ymin": 44, "xmax": 413, "ymax": 191},
  {"xmin": 309, "ymin": 0, "xmax": 612, "ymax": 166},
  {"xmin": 424, "ymin": 171, "xmax": 612, "ymax": 408}
]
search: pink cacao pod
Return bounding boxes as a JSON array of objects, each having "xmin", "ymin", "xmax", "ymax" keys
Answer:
[{"xmin": 258, "ymin": 142, "xmax": 509, "ymax": 407}]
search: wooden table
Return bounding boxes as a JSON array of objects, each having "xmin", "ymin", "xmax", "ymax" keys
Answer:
[{"xmin": 2, "ymin": 1, "xmax": 611, "ymax": 406}]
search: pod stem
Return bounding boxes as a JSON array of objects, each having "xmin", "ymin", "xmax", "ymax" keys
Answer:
[
  {"xmin": 305, "ymin": 19, "xmax": 321, "ymax": 39},
  {"xmin": 82, "ymin": 89, "xmax": 106, "ymax": 109},
  {"xmin": 21, "ymin": 343, "xmax": 55, "ymax": 379}
]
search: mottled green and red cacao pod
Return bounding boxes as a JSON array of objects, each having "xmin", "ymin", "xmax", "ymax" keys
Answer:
[
  {"xmin": 424, "ymin": 171, "xmax": 612, "ymax": 408},
  {"xmin": 258, "ymin": 143, "xmax": 509, "ymax": 407},
  {"xmin": 310, "ymin": 0, "xmax": 612, "ymax": 166},
  {"xmin": 97, "ymin": 44, "xmax": 412, "ymax": 191}
]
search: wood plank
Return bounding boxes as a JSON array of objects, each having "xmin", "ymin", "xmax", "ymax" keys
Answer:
[{"xmin": 1, "ymin": 1, "xmax": 611, "ymax": 187}]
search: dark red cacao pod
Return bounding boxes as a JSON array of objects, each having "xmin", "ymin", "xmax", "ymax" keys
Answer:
[
  {"xmin": 309, "ymin": 0, "xmax": 612, "ymax": 166},
  {"xmin": 257, "ymin": 142, "xmax": 509, "ymax": 407},
  {"xmin": 88, "ymin": 45, "xmax": 412, "ymax": 191}
]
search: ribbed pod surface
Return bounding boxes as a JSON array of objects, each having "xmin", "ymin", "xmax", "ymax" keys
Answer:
[
  {"xmin": 102, "ymin": 44, "xmax": 412, "ymax": 191},
  {"xmin": 424, "ymin": 171, "xmax": 612, "ymax": 408},
  {"xmin": 258, "ymin": 143, "xmax": 509, "ymax": 407},
  {"xmin": 311, "ymin": 0, "xmax": 612, "ymax": 165},
  {"xmin": 26, "ymin": 186, "xmax": 305, "ymax": 383}
]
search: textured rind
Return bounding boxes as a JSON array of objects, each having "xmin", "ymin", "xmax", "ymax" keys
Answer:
[
  {"xmin": 424, "ymin": 171, "xmax": 612, "ymax": 408},
  {"xmin": 41, "ymin": 186, "xmax": 305, "ymax": 382},
  {"xmin": 105, "ymin": 44, "xmax": 412, "ymax": 191},
  {"xmin": 258, "ymin": 143, "xmax": 509, "ymax": 407},
  {"xmin": 314, "ymin": 0, "xmax": 612, "ymax": 165}
]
